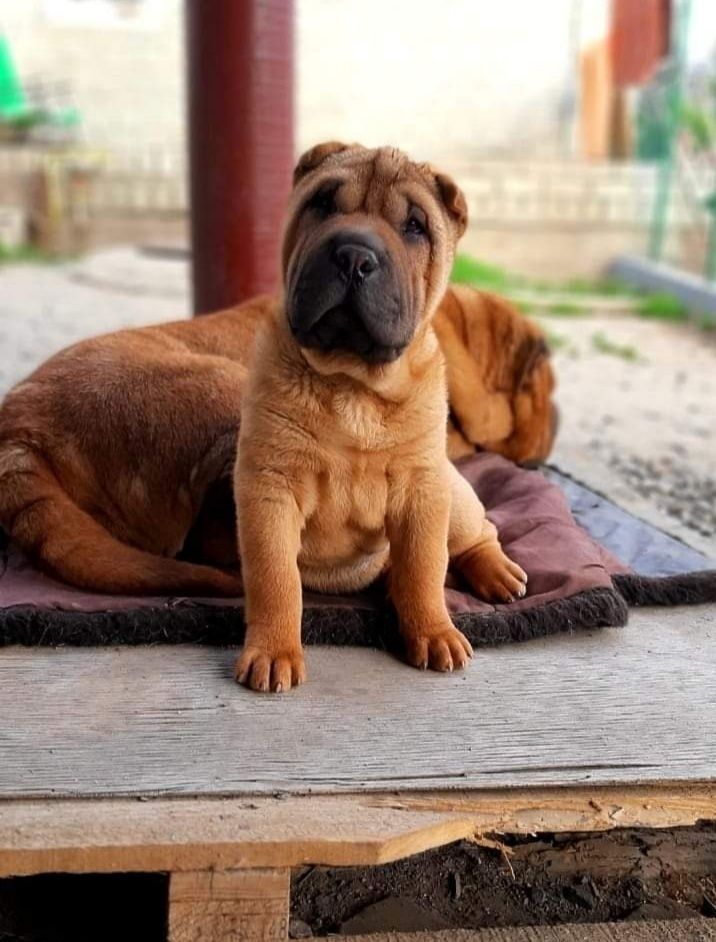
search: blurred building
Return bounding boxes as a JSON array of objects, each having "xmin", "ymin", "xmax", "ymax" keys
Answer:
[
  {"xmin": 1, "ymin": 0, "xmax": 590, "ymax": 161},
  {"xmin": 1, "ymin": 0, "xmax": 715, "ymax": 276}
]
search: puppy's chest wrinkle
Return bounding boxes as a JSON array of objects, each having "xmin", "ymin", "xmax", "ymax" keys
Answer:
[
  {"xmin": 300, "ymin": 451, "xmax": 390, "ymax": 567},
  {"xmin": 329, "ymin": 391, "xmax": 395, "ymax": 449}
]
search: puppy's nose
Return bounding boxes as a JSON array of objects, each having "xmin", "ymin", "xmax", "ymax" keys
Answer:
[{"xmin": 333, "ymin": 243, "xmax": 379, "ymax": 283}]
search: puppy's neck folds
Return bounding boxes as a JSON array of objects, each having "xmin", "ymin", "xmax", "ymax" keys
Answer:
[{"xmin": 274, "ymin": 310, "xmax": 442, "ymax": 404}]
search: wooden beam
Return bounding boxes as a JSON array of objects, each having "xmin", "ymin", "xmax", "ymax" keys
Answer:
[
  {"xmin": 168, "ymin": 867, "xmax": 289, "ymax": 942},
  {"xmin": 186, "ymin": 0, "xmax": 294, "ymax": 314},
  {"xmin": 1, "ymin": 785, "xmax": 715, "ymax": 878}
]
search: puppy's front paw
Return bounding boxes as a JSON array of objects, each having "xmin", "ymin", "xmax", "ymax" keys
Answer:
[
  {"xmin": 404, "ymin": 624, "xmax": 473, "ymax": 672},
  {"xmin": 457, "ymin": 543, "xmax": 528, "ymax": 604},
  {"xmin": 235, "ymin": 644, "xmax": 306, "ymax": 693}
]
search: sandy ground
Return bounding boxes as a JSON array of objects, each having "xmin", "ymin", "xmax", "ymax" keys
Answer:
[
  {"xmin": 0, "ymin": 247, "xmax": 714, "ymax": 558},
  {"xmin": 543, "ymin": 313, "xmax": 716, "ymax": 558}
]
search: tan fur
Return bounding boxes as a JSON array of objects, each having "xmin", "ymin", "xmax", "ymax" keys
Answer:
[
  {"xmin": 435, "ymin": 284, "xmax": 557, "ymax": 464},
  {"xmin": 0, "ymin": 144, "xmax": 545, "ymax": 691},
  {"xmin": 232, "ymin": 144, "xmax": 527, "ymax": 692}
]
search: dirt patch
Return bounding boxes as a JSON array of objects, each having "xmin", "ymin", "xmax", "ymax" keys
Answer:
[{"xmin": 291, "ymin": 827, "xmax": 716, "ymax": 936}]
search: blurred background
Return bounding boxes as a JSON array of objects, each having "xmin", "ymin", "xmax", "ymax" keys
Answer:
[{"xmin": 0, "ymin": 0, "xmax": 714, "ymax": 555}]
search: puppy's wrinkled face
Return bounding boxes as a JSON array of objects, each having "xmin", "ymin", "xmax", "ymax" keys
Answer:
[{"xmin": 282, "ymin": 143, "xmax": 468, "ymax": 366}]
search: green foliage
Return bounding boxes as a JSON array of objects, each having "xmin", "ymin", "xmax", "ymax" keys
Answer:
[
  {"xmin": 0, "ymin": 243, "xmax": 58, "ymax": 265},
  {"xmin": 451, "ymin": 253, "xmax": 638, "ymax": 299},
  {"xmin": 450, "ymin": 254, "xmax": 512, "ymax": 290},
  {"xmin": 591, "ymin": 331, "xmax": 639, "ymax": 361},
  {"xmin": 681, "ymin": 103, "xmax": 716, "ymax": 151},
  {"xmin": 546, "ymin": 301, "xmax": 584, "ymax": 317},
  {"xmin": 450, "ymin": 254, "xmax": 712, "ymax": 334},
  {"xmin": 635, "ymin": 292, "xmax": 689, "ymax": 322},
  {"xmin": 544, "ymin": 329, "xmax": 568, "ymax": 351},
  {"xmin": 564, "ymin": 276, "xmax": 638, "ymax": 297}
]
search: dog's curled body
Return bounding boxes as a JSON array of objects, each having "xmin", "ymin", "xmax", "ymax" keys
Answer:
[
  {"xmin": 0, "ymin": 304, "xmax": 266, "ymax": 595},
  {"xmin": 0, "ymin": 142, "xmax": 531, "ymax": 692}
]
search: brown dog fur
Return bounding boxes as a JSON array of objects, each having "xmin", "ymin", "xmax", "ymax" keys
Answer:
[
  {"xmin": 232, "ymin": 143, "xmax": 526, "ymax": 690},
  {"xmin": 435, "ymin": 284, "xmax": 557, "ymax": 463},
  {"xmin": 0, "ymin": 143, "xmax": 546, "ymax": 690}
]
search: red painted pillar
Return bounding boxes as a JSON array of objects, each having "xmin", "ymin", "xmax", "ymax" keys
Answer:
[{"xmin": 186, "ymin": 0, "xmax": 294, "ymax": 314}]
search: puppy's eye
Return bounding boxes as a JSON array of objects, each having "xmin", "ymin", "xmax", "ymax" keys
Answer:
[
  {"xmin": 403, "ymin": 212, "xmax": 427, "ymax": 239},
  {"xmin": 308, "ymin": 187, "xmax": 337, "ymax": 217}
]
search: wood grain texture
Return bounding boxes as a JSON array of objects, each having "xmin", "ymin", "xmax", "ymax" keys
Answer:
[
  {"xmin": 1, "ymin": 786, "xmax": 715, "ymax": 878},
  {"xmin": 168, "ymin": 867, "xmax": 289, "ymax": 942},
  {"xmin": 0, "ymin": 608, "xmax": 714, "ymax": 797},
  {"xmin": 0, "ymin": 794, "xmax": 475, "ymax": 876}
]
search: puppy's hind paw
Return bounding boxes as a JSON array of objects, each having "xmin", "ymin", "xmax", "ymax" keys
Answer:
[{"xmin": 455, "ymin": 544, "xmax": 528, "ymax": 604}]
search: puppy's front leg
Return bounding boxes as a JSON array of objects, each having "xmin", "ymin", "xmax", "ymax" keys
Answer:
[
  {"xmin": 387, "ymin": 469, "xmax": 473, "ymax": 672},
  {"xmin": 234, "ymin": 472, "xmax": 306, "ymax": 693}
]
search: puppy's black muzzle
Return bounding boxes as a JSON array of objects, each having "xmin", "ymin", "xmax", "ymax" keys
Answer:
[
  {"xmin": 288, "ymin": 229, "xmax": 413, "ymax": 363},
  {"xmin": 333, "ymin": 239, "xmax": 380, "ymax": 285}
]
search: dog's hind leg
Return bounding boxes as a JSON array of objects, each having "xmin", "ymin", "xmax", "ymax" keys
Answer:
[
  {"xmin": 0, "ymin": 443, "xmax": 242, "ymax": 596},
  {"xmin": 446, "ymin": 462, "xmax": 527, "ymax": 604}
]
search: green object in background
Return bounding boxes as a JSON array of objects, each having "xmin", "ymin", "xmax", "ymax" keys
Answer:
[
  {"xmin": 704, "ymin": 188, "xmax": 716, "ymax": 281},
  {"xmin": 648, "ymin": 0, "xmax": 692, "ymax": 263},
  {"xmin": 0, "ymin": 34, "xmax": 37, "ymax": 124},
  {"xmin": 0, "ymin": 33, "xmax": 80, "ymax": 133}
]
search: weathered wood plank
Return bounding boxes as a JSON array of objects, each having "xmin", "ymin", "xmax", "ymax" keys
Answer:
[
  {"xmin": 0, "ymin": 607, "xmax": 713, "ymax": 797},
  {"xmin": 168, "ymin": 867, "xmax": 289, "ymax": 942},
  {"xmin": 1, "ymin": 786, "xmax": 715, "ymax": 877},
  {"xmin": 0, "ymin": 794, "xmax": 474, "ymax": 876}
]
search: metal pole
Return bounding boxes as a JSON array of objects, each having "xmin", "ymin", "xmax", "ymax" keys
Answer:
[
  {"xmin": 648, "ymin": 0, "xmax": 691, "ymax": 262},
  {"xmin": 186, "ymin": 0, "xmax": 294, "ymax": 314}
]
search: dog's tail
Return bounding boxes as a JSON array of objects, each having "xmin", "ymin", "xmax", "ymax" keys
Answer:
[{"xmin": 0, "ymin": 443, "xmax": 241, "ymax": 596}]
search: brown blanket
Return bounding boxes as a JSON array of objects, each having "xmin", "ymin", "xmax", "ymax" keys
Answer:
[{"xmin": 1, "ymin": 453, "xmax": 713, "ymax": 649}]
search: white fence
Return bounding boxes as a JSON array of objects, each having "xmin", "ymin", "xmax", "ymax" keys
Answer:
[{"xmin": 0, "ymin": 146, "xmax": 712, "ymax": 231}]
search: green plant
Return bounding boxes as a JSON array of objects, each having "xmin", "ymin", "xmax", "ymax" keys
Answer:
[
  {"xmin": 563, "ymin": 276, "xmax": 638, "ymax": 297},
  {"xmin": 0, "ymin": 244, "xmax": 60, "ymax": 265},
  {"xmin": 546, "ymin": 301, "xmax": 584, "ymax": 317},
  {"xmin": 635, "ymin": 292, "xmax": 689, "ymax": 322},
  {"xmin": 591, "ymin": 331, "xmax": 639, "ymax": 361},
  {"xmin": 450, "ymin": 253, "xmax": 639, "ymax": 300},
  {"xmin": 681, "ymin": 103, "xmax": 716, "ymax": 151},
  {"xmin": 544, "ymin": 329, "xmax": 568, "ymax": 351},
  {"xmin": 450, "ymin": 254, "xmax": 512, "ymax": 289}
]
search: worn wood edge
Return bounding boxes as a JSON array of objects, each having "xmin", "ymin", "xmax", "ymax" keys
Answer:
[
  {"xmin": 1, "ymin": 784, "xmax": 715, "ymax": 878},
  {"xmin": 0, "ymin": 797, "xmax": 476, "ymax": 877},
  {"xmin": 366, "ymin": 783, "xmax": 716, "ymax": 835}
]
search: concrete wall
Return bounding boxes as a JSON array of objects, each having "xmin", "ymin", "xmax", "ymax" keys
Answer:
[{"xmin": 1, "ymin": 0, "xmax": 579, "ymax": 164}]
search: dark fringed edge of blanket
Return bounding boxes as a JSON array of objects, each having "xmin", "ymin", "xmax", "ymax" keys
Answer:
[
  {"xmin": 614, "ymin": 570, "xmax": 716, "ymax": 607},
  {"xmin": 0, "ymin": 584, "xmax": 628, "ymax": 649}
]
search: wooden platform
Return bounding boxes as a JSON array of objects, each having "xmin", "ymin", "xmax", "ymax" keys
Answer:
[
  {"xmin": 1, "ymin": 604, "xmax": 715, "ymax": 940},
  {"xmin": 1, "ymin": 607, "xmax": 714, "ymax": 798}
]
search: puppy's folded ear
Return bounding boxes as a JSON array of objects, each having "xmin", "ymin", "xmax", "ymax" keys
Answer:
[
  {"xmin": 293, "ymin": 141, "xmax": 354, "ymax": 185},
  {"xmin": 435, "ymin": 172, "xmax": 468, "ymax": 237}
]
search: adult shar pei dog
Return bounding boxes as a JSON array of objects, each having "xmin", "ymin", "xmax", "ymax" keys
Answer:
[{"xmin": 0, "ymin": 142, "xmax": 537, "ymax": 691}]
